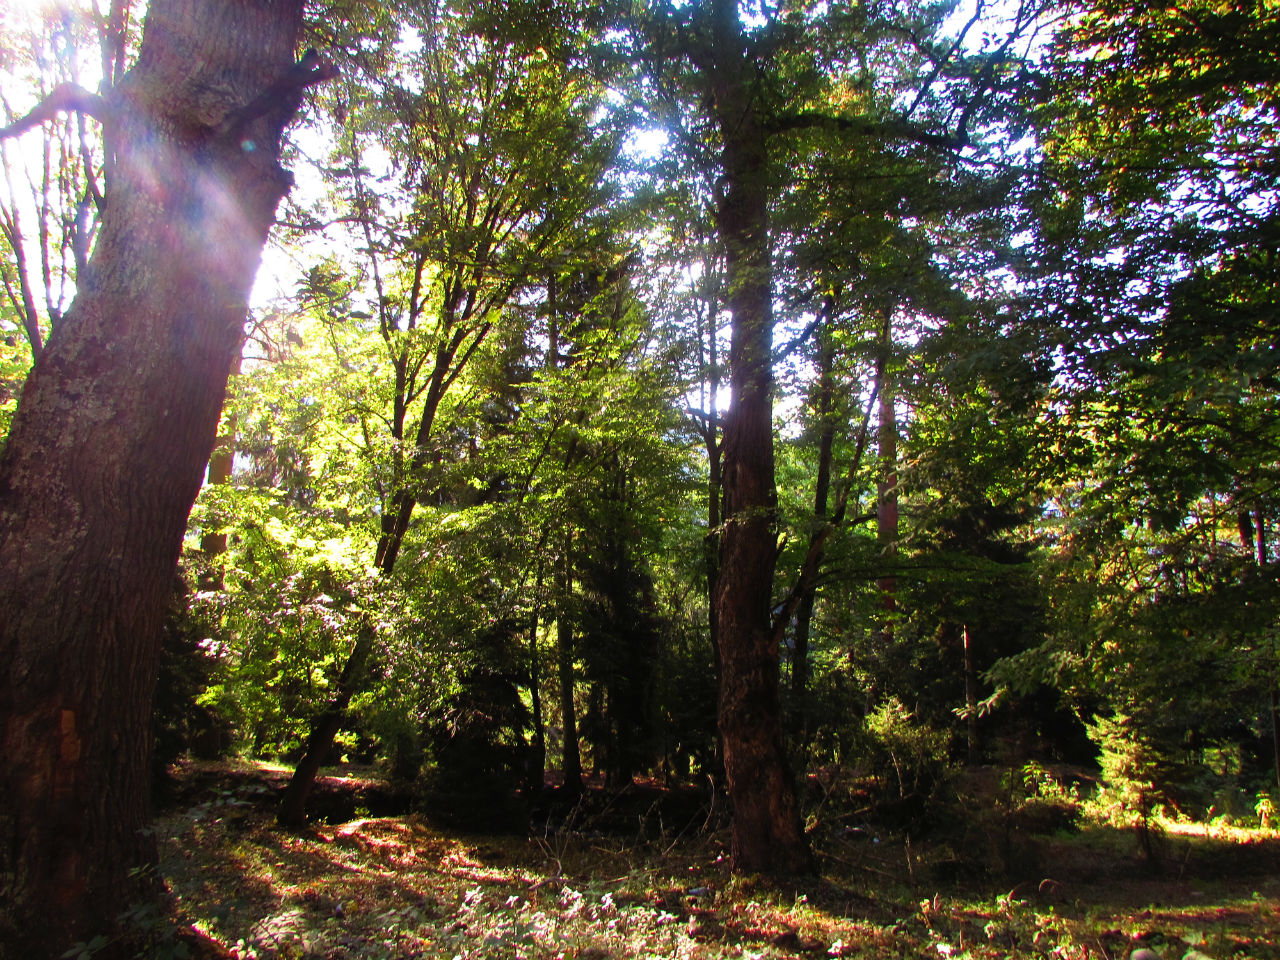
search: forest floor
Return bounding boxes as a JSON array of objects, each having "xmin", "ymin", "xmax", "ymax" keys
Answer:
[{"xmin": 153, "ymin": 760, "xmax": 1280, "ymax": 960}]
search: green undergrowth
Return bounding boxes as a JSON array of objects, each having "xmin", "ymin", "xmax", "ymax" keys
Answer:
[{"xmin": 154, "ymin": 763, "xmax": 1280, "ymax": 960}]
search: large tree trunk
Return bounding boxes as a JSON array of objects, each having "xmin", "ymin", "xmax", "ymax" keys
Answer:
[
  {"xmin": 0, "ymin": 2, "xmax": 310, "ymax": 953},
  {"xmin": 703, "ymin": 0, "xmax": 813, "ymax": 875}
]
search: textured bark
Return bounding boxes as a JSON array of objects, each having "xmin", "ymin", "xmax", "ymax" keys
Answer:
[
  {"xmin": 702, "ymin": 0, "xmax": 812, "ymax": 875},
  {"xmin": 0, "ymin": 1, "xmax": 308, "ymax": 954}
]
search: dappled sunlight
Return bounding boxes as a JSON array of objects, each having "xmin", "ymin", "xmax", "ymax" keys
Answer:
[
  {"xmin": 156, "ymin": 765, "xmax": 1280, "ymax": 960},
  {"xmin": 1165, "ymin": 818, "xmax": 1280, "ymax": 844},
  {"xmin": 5, "ymin": 0, "xmax": 1280, "ymax": 953}
]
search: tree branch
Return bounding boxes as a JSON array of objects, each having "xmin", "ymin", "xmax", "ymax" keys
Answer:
[
  {"xmin": 764, "ymin": 111, "xmax": 967, "ymax": 150},
  {"xmin": 770, "ymin": 370, "xmax": 883, "ymax": 646},
  {"xmin": 218, "ymin": 49, "xmax": 337, "ymax": 143},
  {"xmin": 0, "ymin": 84, "xmax": 108, "ymax": 141}
]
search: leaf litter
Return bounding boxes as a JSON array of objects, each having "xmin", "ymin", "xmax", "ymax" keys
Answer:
[{"xmin": 157, "ymin": 762, "xmax": 1280, "ymax": 959}]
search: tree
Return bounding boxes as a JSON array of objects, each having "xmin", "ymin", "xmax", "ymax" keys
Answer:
[
  {"xmin": 0, "ymin": 3, "xmax": 119, "ymax": 365},
  {"xmin": 274, "ymin": 4, "xmax": 622, "ymax": 825},
  {"xmin": 590, "ymin": 0, "xmax": 1039, "ymax": 872},
  {"xmin": 677, "ymin": 0, "xmax": 813, "ymax": 874},
  {"xmin": 998, "ymin": 0, "xmax": 1280, "ymax": 792},
  {"xmin": 0, "ymin": 1, "xmax": 325, "ymax": 952}
]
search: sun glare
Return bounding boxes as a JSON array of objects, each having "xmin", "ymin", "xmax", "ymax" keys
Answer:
[{"xmin": 1, "ymin": 0, "xmax": 63, "ymax": 29}]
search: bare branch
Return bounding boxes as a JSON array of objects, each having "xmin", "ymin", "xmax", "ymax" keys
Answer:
[
  {"xmin": 0, "ymin": 84, "xmax": 108, "ymax": 141},
  {"xmin": 903, "ymin": 0, "xmax": 988, "ymax": 122}
]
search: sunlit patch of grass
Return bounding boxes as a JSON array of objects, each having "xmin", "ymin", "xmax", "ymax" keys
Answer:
[{"xmin": 1164, "ymin": 817, "xmax": 1280, "ymax": 843}]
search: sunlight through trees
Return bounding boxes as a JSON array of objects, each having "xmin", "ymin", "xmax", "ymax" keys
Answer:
[{"xmin": 2, "ymin": 0, "xmax": 1279, "ymax": 954}]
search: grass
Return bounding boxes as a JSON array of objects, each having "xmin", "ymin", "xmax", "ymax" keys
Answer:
[{"xmin": 153, "ymin": 761, "xmax": 1280, "ymax": 959}]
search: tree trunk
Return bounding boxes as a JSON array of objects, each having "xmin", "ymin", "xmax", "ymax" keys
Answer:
[
  {"xmin": 277, "ymin": 621, "xmax": 376, "ymax": 828},
  {"xmin": 557, "ymin": 545, "xmax": 583, "ymax": 796},
  {"xmin": 200, "ymin": 351, "xmax": 242, "ymax": 563},
  {"xmin": 963, "ymin": 625, "xmax": 979, "ymax": 762},
  {"xmin": 875, "ymin": 313, "xmax": 898, "ymax": 624},
  {"xmin": 790, "ymin": 330, "xmax": 836, "ymax": 748},
  {"xmin": 1238, "ymin": 504, "xmax": 1280, "ymax": 789},
  {"xmin": 527, "ymin": 561, "xmax": 547, "ymax": 793},
  {"xmin": 702, "ymin": 264, "xmax": 723, "ymax": 698},
  {"xmin": 0, "ymin": 1, "xmax": 310, "ymax": 953},
  {"xmin": 700, "ymin": 308, "xmax": 726, "ymax": 781},
  {"xmin": 279, "ymin": 355, "xmax": 452, "ymax": 821},
  {"xmin": 703, "ymin": 0, "xmax": 812, "ymax": 875},
  {"xmin": 1255, "ymin": 509, "xmax": 1280, "ymax": 790}
]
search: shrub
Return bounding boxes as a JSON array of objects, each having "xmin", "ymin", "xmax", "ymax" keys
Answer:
[{"xmin": 862, "ymin": 697, "xmax": 956, "ymax": 825}]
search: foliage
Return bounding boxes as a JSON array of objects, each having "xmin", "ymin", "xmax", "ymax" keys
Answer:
[
  {"xmin": 5, "ymin": 0, "xmax": 1280, "ymax": 920},
  {"xmin": 1087, "ymin": 712, "xmax": 1166, "ymax": 858},
  {"xmin": 420, "ymin": 618, "xmax": 536, "ymax": 831},
  {"xmin": 861, "ymin": 697, "xmax": 957, "ymax": 824},
  {"xmin": 153, "ymin": 578, "xmax": 236, "ymax": 791}
]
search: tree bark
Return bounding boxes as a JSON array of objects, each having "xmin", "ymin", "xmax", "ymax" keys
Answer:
[
  {"xmin": 200, "ymin": 351, "xmax": 242, "ymax": 563},
  {"xmin": 702, "ymin": 0, "xmax": 812, "ymax": 875},
  {"xmin": 0, "ymin": 1, "xmax": 311, "ymax": 954},
  {"xmin": 790, "ymin": 329, "xmax": 836, "ymax": 748},
  {"xmin": 557, "ymin": 543, "xmax": 584, "ymax": 796},
  {"xmin": 875, "ymin": 313, "xmax": 898, "ymax": 625}
]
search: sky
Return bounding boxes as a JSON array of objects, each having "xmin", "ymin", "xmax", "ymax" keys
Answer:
[{"xmin": 1, "ymin": 0, "xmax": 1044, "ymax": 350}]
